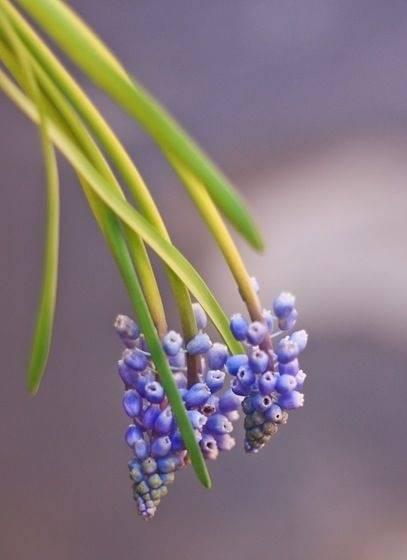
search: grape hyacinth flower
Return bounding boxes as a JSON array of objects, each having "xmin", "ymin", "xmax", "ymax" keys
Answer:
[
  {"xmin": 114, "ymin": 289, "xmax": 308, "ymax": 519},
  {"xmin": 114, "ymin": 308, "xmax": 241, "ymax": 520},
  {"xmin": 227, "ymin": 291, "xmax": 308, "ymax": 454},
  {"xmin": 273, "ymin": 292, "xmax": 298, "ymax": 331}
]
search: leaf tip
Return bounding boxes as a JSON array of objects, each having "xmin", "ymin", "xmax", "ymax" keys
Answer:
[
  {"xmin": 26, "ymin": 379, "xmax": 40, "ymax": 396},
  {"xmin": 203, "ymin": 477, "xmax": 212, "ymax": 490},
  {"xmin": 200, "ymin": 473, "xmax": 212, "ymax": 489},
  {"xmin": 247, "ymin": 226, "xmax": 265, "ymax": 252},
  {"xmin": 196, "ymin": 464, "xmax": 212, "ymax": 489},
  {"xmin": 26, "ymin": 361, "xmax": 43, "ymax": 396}
]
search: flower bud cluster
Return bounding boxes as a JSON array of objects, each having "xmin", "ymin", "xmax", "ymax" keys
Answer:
[
  {"xmin": 114, "ymin": 312, "xmax": 241, "ymax": 519},
  {"xmin": 228, "ymin": 291, "xmax": 308, "ymax": 453},
  {"xmin": 114, "ymin": 287, "xmax": 308, "ymax": 517}
]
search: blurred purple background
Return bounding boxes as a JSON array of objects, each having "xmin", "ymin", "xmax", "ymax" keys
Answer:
[{"xmin": 1, "ymin": 2, "xmax": 407, "ymax": 559}]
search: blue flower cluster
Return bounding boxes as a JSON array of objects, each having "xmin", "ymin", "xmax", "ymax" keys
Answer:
[
  {"xmin": 114, "ymin": 288, "xmax": 308, "ymax": 518},
  {"xmin": 114, "ymin": 313, "xmax": 242, "ymax": 520},
  {"xmin": 228, "ymin": 291, "xmax": 308, "ymax": 452}
]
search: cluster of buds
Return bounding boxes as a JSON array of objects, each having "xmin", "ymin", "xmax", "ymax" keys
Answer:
[
  {"xmin": 114, "ymin": 288, "xmax": 308, "ymax": 519},
  {"xmin": 115, "ymin": 310, "xmax": 241, "ymax": 519},
  {"xmin": 228, "ymin": 292, "xmax": 308, "ymax": 452}
]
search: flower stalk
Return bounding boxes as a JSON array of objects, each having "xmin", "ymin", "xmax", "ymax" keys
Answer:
[{"xmin": 166, "ymin": 152, "xmax": 263, "ymax": 321}]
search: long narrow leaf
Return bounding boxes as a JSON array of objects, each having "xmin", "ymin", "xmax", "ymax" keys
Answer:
[
  {"xmin": 0, "ymin": 68, "xmax": 244, "ymax": 356},
  {"xmin": 1, "ymin": 2, "xmax": 200, "ymax": 354},
  {"xmin": 2, "ymin": 0, "xmax": 166, "ymax": 231},
  {"xmin": 0, "ymin": 7, "xmax": 60, "ymax": 394},
  {"xmin": 26, "ymin": 117, "xmax": 59, "ymax": 395},
  {"xmin": 0, "ymin": 55, "xmax": 210, "ymax": 487},
  {"xmin": 12, "ymin": 38, "xmax": 168, "ymax": 335},
  {"xmin": 56, "ymin": 133, "xmax": 243, "ymax": 354},
  {"xmin": 79, "ymin": 177, "xmax": 211, "ymax": 488},
  {"xmin": 16, "ymin": 0, "xmax": 264, "ymax": 250}
]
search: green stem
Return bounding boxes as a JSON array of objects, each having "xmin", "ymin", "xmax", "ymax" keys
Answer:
[
  {"xmin": 167, "ymin": 155, "xmax": 275, "ymax": 355},
  {"xmin": 167, "ymin": 153, "xmax": 263, "ymax": 322}
]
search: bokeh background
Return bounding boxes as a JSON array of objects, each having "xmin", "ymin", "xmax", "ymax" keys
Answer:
[{"xmin": 1, "ymin": 1, "xmax": 407, "ymax": 559}]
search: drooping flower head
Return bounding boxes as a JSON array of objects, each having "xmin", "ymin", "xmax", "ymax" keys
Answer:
[
  {"xmin": 114, "ymin": 286, "xmax": 308, "ymax": 519},
  {"xmin": 115, "ymin": 309, "xmax": 241, "ymax": 519}
]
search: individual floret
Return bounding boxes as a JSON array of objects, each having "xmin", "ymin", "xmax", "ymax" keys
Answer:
[
  {"xmin": 114, "ymin": 314, "xmax": 140, "ymax": 348},
  {"xmin": 186, "ymin": 332, "xmax": 212, "ymax": 355}
]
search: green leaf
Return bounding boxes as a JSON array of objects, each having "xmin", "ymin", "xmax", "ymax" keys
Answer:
[
  {"xmin": 166, "ymin": 151, "xmax": 263, "ymax": 321},
  {"xmin": 1, "ymin": 2, "xmax": 201, "ymax": 358},
  {"xmin": 16, "ymin": 0, "xmax": 265, "ymax": 251},
  {"xmin": 80, "ymin": 177, "xmax": 211, "ymax": 488},
  {"xmin": 0, "ymin": 68, "xmax": 244, "ymax": 352},
  {"xmin": 26, "ymin": 122, "xmax": 59, "ymax": 395},
  {"xmin": 0, "ymin": 6, "xmax": 60, "ymax": 394},
  {"xmin": 26, "ymin": 127, "xmax": 59, "ymax": 394},
  {"xmin": 57, "ymin": 132, "xmax": 243, "ymax": 354},
  {"xmin": 0, "ymin": 58, "xmax": 211, "ymax": 488},
  {"xmin": 18, "ymin": 37, "xmax": 168, "ymax": 335}
]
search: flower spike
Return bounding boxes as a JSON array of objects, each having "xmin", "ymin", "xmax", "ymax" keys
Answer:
[{"xmin": 114, "ymin": 283, "xmax": 308, "ymax": 519}]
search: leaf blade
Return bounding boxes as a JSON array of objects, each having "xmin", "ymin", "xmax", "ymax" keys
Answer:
[
  {"xmin": 54, "ymin": 129, "xmax": 243, "ymax": 354},
  {"xmin": 0, "ymin": 68, "xmax": 244, "ymax": 355},
  {"xmin": 80, "ymin": 177, "xmax": 211, "ymax": 488},
  {"xmin": 26, "ymin": 130, "xmax": 59, "ymax": 395},
  {"xmin": 0, "ymin": 6, "xmax": 60, "ymax": 394},
  {"xmin": 1, "ymin": 2, "xmax": 202, "ymax": 360},
  {"xmin": 0, "ymin": 65, "xmax": 211, "ymax": 488},
  {"xmin": 16, "ymin": 0, "xmax": 264, "ymax": 250}
]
